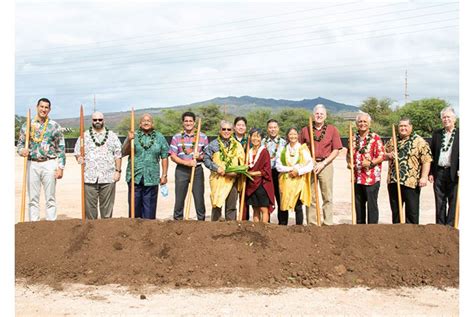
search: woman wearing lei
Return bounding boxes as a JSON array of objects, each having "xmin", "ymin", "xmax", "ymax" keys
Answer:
[
  {"xmin": 275, "ymin": 127, "xmax": 313, "ymax": 225},
  {"xmin": 244, "ymin": 128, "xmax": 275, "ymax": 223},
  {"xmin": 122, "ymin": 113, "xmax": 169, "ymax": 219},
  {"xmin": 203, "ymin": 120, "xmax": 245, "ymax": 221}
]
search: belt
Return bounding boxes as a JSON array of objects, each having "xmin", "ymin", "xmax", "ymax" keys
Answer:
[
  {"xmin": 29, "ymin": 157, "xmax": 54, "ymax": 162},
  {"xmin": 315, "ymin": 158, "xmax": 326, "ymax": 162},
  {"xmin": 438, "ymin": 165, "xmax": 450, "ymax": 170}
]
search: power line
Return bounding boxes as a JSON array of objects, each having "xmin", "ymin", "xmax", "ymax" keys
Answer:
[
  {"xmin": 21, "ymin": 6, "xmax": 457, "ymax": 67},
  {"xmin": 16, "ymin": 22, "xmax": 458, "ymax": 76}
]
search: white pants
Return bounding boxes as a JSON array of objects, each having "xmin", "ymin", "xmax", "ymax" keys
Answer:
[{"xmin": 27, "ymin": 160, "xmax": 58, "ymax": 221}]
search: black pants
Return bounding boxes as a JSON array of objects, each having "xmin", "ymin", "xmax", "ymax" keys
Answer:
[
  {"xmin": 279, "ymin": 200, "xmax": 304, "ymax": 225},
  {"xmin": 434, "ymin": 167, "xmax": 457, "ymax": 226},
  {"xmin": 173, "ymin": 164, "xmax": 206, "ymax": 221},
  {"xmin": 272, "ymin": 168, "xmax": 282, "ymax": 223},
  {"xmin": 354, "ymin": 182, "xmax": 380, "ymax": 224},
  {"xmin": 388, "ymin": 183, "xmax": 420, "ymax": 224}
]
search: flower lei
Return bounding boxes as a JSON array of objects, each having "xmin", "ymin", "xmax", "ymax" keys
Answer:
[
  {"xmin": 89, "ymin": 127, "xmax": 109, "ymax": 147},
  {"xmin": 441, "ymin": 128, "xmax": 456, "ymax": 152},
  {"xmin": 137, "ymin": 130, "xmax": 156, "ymax": 150},
  {"xmin": 313, "ymin": 124, "xmax": 327, "ymax": 142},
  {"xmin": 217, "ymin": 135, "xmax": 238, "ymax": 169},
  {"xmin": 30, "ymin": 116, "xmax": 49, "ymax": 143},
  {"xmin": 179, "ymin": 130, "xmax": 197, "ymax": 155},
  {"xmin": 355, "ymin": 131, "xmax": 373, "ymax": 154},
  {"xmin": 265, "ymin": 136, "xmax": 281, "ymax": 159}
]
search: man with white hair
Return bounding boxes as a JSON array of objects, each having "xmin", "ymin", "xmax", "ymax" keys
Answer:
[
  {"xmin": 299, "ymin": 104, "xmax": 343, "ymax": 225},
  {"xmin": 74, "ymin": 112, "xmax": 122, "ymax": 219},
  {"xmin": 346, "ymin": 112, "xmax": 385, "ymax": 224},
  {"xmin": 428, "ymin": 106, "xmax": 459, "ymax": 226}
]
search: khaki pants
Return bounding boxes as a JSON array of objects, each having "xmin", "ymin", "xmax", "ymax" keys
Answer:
[
  {"xmin": 85, "ymin": 182, "xmax": 116, "ymax": 219},
  {"xmin": 306, "ymin": 162, "xmax": 333, "ymax": 225}
]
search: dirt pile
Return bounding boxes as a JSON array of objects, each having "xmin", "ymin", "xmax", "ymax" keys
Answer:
[{"xmin": 16, "ymin": 219, "xmax": 458, "ymax": 289}]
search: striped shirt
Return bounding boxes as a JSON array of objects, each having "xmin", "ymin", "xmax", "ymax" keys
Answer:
[{"xmin": 168, "ymin": 131, "xmax": 208, "ymax": 161}]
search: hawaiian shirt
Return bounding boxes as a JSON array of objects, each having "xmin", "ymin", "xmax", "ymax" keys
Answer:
[
  {"xmin": 168, "ymin": 131, "xmax": 208, "ymax": 161},
  {"xmin": 17, "ymin": 117, "xmax": 66, "ymax": 169},
  {"xmin": 73, "ymin": 128, "xmax": 122, "ymax": 183},
  {"xmin": 233, "ymin": 133, "xmax": 248, "ymax": 149},
  {"xmin": 263, "ymin": 136, "xmax": 286, "ymax": 169},
  {"xmin": 351, "ymin": 132, "xmax": 384, "ymax": 185},
  {"xmin": 385, "ymin": 134, "xmax": 432, "ymax": 189},
  {"xmin": 125, "ymin": 130, "xmax": 169, "ymax": 186}
]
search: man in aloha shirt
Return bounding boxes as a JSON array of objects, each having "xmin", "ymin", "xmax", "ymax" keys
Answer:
[
  {"xmin": 385, "ymin": 118, "xmax": 432, "ymax": 224},
  {"xmin": 74, "ymin": 112, "xmax": 122, "ymax": 219},
  {"xmin": 203, "ymin": 120, "xmax": 245, "ymax": 221},
  {"xmin": 347, "ymin": 113, "xmax": 384, "ymax": 224},
  {"xmin": 17, "ymin": 98, "xmax": 66, "ymax": 221}
]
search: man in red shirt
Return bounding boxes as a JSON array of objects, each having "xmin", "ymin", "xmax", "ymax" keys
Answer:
[
  {"xmin": 347, "ymin": 113, "xmax": 385, "ymax": 224},
  {"xmin": 299, "ymin": 104, "xmax": 342, "ymax": 225}
]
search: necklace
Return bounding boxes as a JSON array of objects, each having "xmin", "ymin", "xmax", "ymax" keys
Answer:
[
  {"xmin": 89, "ymin": 127, "xmax": 109, "ymax": 147},
  {"xmin": 355, "ymin": 131, "xmax": 373, "ymax": 154},
  {"xmin": 218, "ymin": 135, "xmax": 238, "ymax": 169},
  {"xmin": 397, "ymin": 133, "xmax": 416, "ymax": 159},
  {"xmin": 313, "ymin": 124, "xmax": 327, "ymax": 142},
  {"xmin": 441, "ymin": 128, "xmax": 456, "ymax": 152},
  {"xmin": 30, "ymin": 116, "xmax": 49, "ymax": 143},
  {"xmin": 179, "ymin": 130, "xmax": 197, "ymax": 154},
  {"xmin": 137, "ymin": 130, "xmax": 156, "ymax": 150},
  {"xmin": 265, "ymin": 136, "xmax": 281, "ymax": 159},
  {"xmin": 288, "ymin": 144, "xmax": 297, "ymax": 157}
]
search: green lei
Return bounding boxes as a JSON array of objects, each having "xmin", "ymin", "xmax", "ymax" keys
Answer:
[
  {"xmin": 355, "ymin": 130, "xmax": 373, "ymax": 154},
  {"xmin": 441, "ymin": 128, "xmax": 456, "ymax": 152},
  {"xmin": 137, "ymin": 130, "xmax": 156, "ymax": 150},
  {"xmin": 217, "ymin": 135, "xmax": 238, "ymax": 169},
  {"xmin": 89, "ymin": 127, "xmax": 109, "ymax": 147},
  {"xmin": 397, "ymin": 133, "xmax": 417, "ymax": 159}
]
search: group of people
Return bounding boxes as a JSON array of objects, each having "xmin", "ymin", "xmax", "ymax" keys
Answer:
[{"xmin": 17, "ymin": 98, "xmax": 460, "ymax": 227}]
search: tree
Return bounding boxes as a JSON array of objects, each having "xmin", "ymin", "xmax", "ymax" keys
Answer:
[
  {"xmin": 360, "ymin": 97, "xmax": 394, "ymax": 126},
  {"xmin": 195, "ymin": 104, "xmax": 224, "ymax": 136},
  {"xmin": 396, "ymin": 98, "xmax": 448, "ymax": 137},
  {"xmin": 275, "ymin": 108, "xmax": 312, "ymax": 134},
  {"xmin": 246, "ymin": 108, "xmax": 273, "ymax": 131}
]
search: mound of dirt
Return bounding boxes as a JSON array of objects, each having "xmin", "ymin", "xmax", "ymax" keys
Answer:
[{"xmin": 15, "ymin": 219, "xmax": 458, "ymax": 289}]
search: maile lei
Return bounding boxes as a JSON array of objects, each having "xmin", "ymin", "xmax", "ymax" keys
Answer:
[
  {"xmin": 30, "ymin": 116, "xmax": 49, "ymax": 143},
  {"xmin": 217, "ymin": 135, "xmax": 238, "ymax": 169},
  {"xmin": 441, "ymin": 128, "xmax": 456, "ymax": 152},
  {"xmin": 396, "ymin": 133, "xmax": 417, "ymax": 159},
  {"xmin": 89, "ymin": 127, "xmax": 109, "ymax": 147},
  {"xmin": 312, "ymin": 124, "xmax": 327, "ymax": 142},
  {"xmin": 179, "ymin": 130, "xmax": 197, "ymax": 155},
  {"xmin": 265, "ymin": 136, "xmax": 281, "ymax": 159},
  {"xmin": 137, "ymin": 130, "xmax": 156, "ymax": 150}
]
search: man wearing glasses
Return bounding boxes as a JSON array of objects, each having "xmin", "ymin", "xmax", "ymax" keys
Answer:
[
  {"xmin": 74, "ymin": 112, "xmax": 122, "ymax": 219},
  {"xmin": 203, "ymin": 120, "xmax": 245, "ymax": 221}
]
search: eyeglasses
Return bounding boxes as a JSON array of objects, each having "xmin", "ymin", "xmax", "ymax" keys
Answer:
[
  {"xmin": 92, "ymin": 119, "xmax": 104, "ymax": 122},
  {"xmin": 221, "ymin": 128, "xmax": 232, "ymax": 131}
]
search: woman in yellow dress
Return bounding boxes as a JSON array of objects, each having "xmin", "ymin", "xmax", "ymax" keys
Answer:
[{"xmin": 275, "ymin": 127, "xmax": 313, "ymax": 225}]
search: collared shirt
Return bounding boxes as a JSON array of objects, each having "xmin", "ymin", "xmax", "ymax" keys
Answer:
[
  {"xmin": 438, "ymin": 128, "xmax": 456, "ymax": 167},
  {"xmin": 233, "ymin": 133, "xmax": 248, "ymax": 149},
  {"xmin": 351, "ymin": 131, "xmax": 384, "ymax": 185},
  {"xmin": 73, "ymin": 128, "xmax": 122, "ymax": 183},
  {"xmin": 17, "ymin": 117, "xmax": 66, "ymax": 169},
  {"xmin": 125, "ymin": 130, "xmax": 169, "ymax": 186},
  {"xmin": 168, "ymin": 131, "xmax": 208, "ymax": 162},
  {"xmin": 299, "ymin": 124, "xmax": 343, "ymax": 159},
  {"xmin": 385, "ymin": 134, "xmax": 432, "ymax": 189},
  {"xmin": 263, "ymin": 136, "xmax": 286, "ymax": 169}
]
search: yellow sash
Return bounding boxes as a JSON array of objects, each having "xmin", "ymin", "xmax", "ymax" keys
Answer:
[{"xmin": 278, "ymin": 144, "xmax": 312, "ymax": 210}]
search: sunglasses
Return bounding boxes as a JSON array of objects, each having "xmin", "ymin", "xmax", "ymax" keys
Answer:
[
  {"xmin": 221, "ymin": 128, "xmax": 232, "ymax": 131},
  {"xmin": 92, "ymin": 119, "xmax": 104, "ymax": 122}
]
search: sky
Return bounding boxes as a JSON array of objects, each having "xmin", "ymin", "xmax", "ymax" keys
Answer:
[{"xmin": 14, "ymin": 0, "xmax": 459, "ymax": 118}]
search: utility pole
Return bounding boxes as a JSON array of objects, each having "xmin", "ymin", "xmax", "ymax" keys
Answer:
[
  {"xmin": 404, "ymin": 70, "xmax": 409, "ymax": 105},
  {"xmin": 93, "ymin": 94, "xmax": 97, "ymax": 112}
]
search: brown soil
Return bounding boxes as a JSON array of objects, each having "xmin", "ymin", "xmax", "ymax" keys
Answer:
[{"xmin": 15, "ymin": 219, "xmax": 458, "ymax": 290}]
